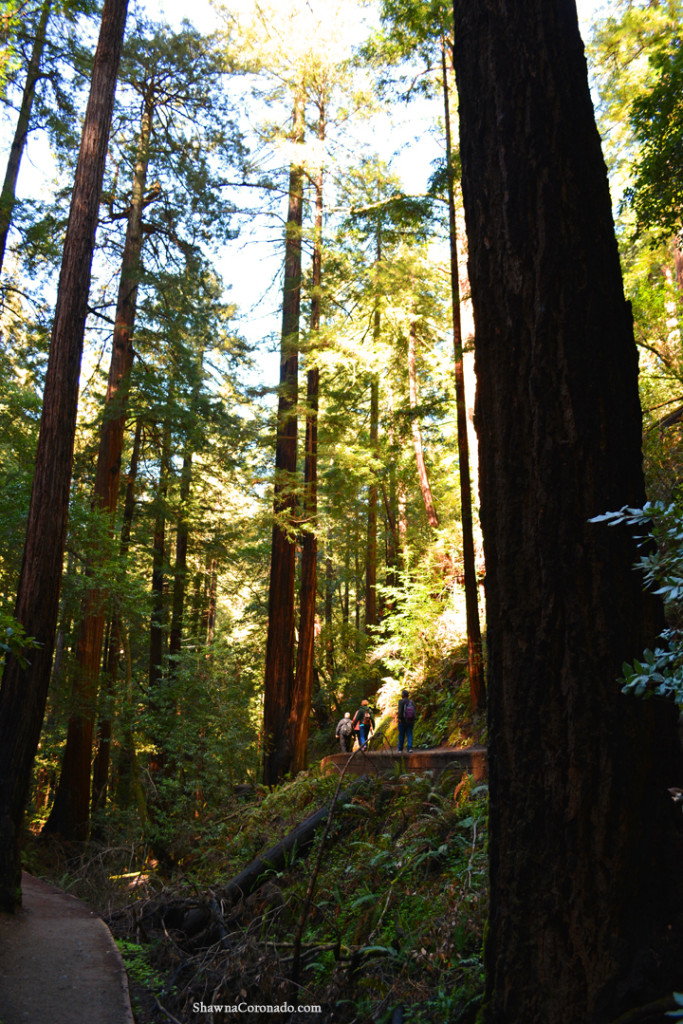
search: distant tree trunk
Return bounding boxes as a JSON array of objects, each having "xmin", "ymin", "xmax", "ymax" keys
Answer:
[
  {"xmin": 325, "ymin": 544, "xmax": 334, "ymax": 676},
  {"xmin": 169, "ymin": 352, "xmax": 204, "ymax": 665},
  {"xmin": 203, "ymin": 556, "xmax": 217, "ymax": 644},
  {"xmin": 441, "ymin": 38, "xmax": 485, "ymax": 711},
  {"xmin": 89, "ymin": 615, "xmax": 118, "ymax": 819},
  {"xmin": 354, "ymin": 505, "xmax": 361, "ymax": 637},
  {"xmin": 0, "ymin": 0, "xmax": 51, "ymax": 276},
  {"xmin": 169, "ymin": 452, "xmax": 192, "ymax": 663},
  {"xmin": 91, "ymin": 417, "xmax": 142, "ymax": 815},
  {"xmin": 0, "ymin": 0, "xmax": 127, "ymax": 911},
  {"xmin": 149, "ymin": 421, "xmax": 171, "ymax": 694},
  {"xmin": 452, "ymin": 1, "xmax": 683, "ymax": 1019},
  {"xmin": 365, "ymin": 310, "xmax": 380, "ymax": 631},
  {"xmin": 43, "ymin": 86, "xmax": 152, "ymax": 841},
  {"xmin": 407, "ymin": 322, "xmax": 439, "ymax": 528},
  {"xmin": 262, "ymin": 90, "xmax": 304, "ymax": 786},
  {"xmin": 290, "ymin": 100, "xmax": 324, "ymax": 774}
]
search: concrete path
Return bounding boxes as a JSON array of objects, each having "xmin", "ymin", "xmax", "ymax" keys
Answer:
[{"xmin": 0, "ymin": 872, "xmax": 134, "ymax": 1024}]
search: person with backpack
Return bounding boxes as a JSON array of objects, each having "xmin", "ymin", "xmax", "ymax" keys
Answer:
[
  {"xmin": 397, "ymin": 689, "xmax": 416, "ymax": 752},
  {"xmin": 352, "ymin": 699, "xmax": 375, "ymax": 750},
  {"xmin": 335, "ymin": 712, "xmax": 354, "ymax": 753}
]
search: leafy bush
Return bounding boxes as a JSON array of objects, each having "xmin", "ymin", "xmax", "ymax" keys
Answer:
[{"xmin": 591, "ymin": 501, "xmax": 683, "ymax": 700}]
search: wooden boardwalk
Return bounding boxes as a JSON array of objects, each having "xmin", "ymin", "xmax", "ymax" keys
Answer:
[{"xmin": 321, "ymin": 744, "xmax": 487, "ymax": 780}]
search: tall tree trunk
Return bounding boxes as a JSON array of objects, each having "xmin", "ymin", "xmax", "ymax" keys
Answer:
[
  {"xmin": 169, "ymin": 451, "xmax": 192, "ymax": 663},
  {"xmin": 91, "ymin": 417, "xmax": 142, "ymax": 816},
  {"xmin": 44, "ymin": 86, "xmax": 153, "ymax": 841},
  {"xmin": 149, "ymin": 421, "xmax": 171, "ymax": 694},
  {"xmin": 365, "ymin": 308, "xmax": 380, "ymax": 632},
  {"xmin": 262, "ymin": 90, "xmax": 304, "ymax": 786},
  {"xmin": 451, "ymin": 1, "xmax": 683, "ymax": 1019},
  {"xmin": 441, "ymin": 38, "xmax": 485, "ymax": 711},
  {"xmin": 0, "ymin": 0, "xmax": 127, "ymax": 911},
  {"xmin": 407, "ymin": 322, "xmax": 439, "ymax": 528},
  {"xmin": 0, "ymin": 0, "xmax": 51, "ymax": 276},
  {"xmin": 290, "ymin": 100, "xmax": 325, "ymax": 775},
  {"xmin": 169, "ymin": 350, "xmax": 204, "ymax": 666},
  {"xmin": 204, "ymin": 556, "xmax": 217, "ymax": 645}
]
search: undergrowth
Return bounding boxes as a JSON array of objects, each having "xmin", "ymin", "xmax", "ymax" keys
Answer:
[
  {"xmin": 24, "ymin": 665, "xmax": 487, "ymax": 1022},
  {"xmin": 41, "ymin": 764, "xmax": 486, "ymax": 1023}
]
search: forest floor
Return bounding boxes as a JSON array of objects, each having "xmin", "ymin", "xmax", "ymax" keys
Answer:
[
  {"xmin": 2, "ymin": 743, "xmax": 487, "ymax": 1024},
  {"xmin": 0, "ymin": 872, "xmax": 134, "ymax": 1024}
]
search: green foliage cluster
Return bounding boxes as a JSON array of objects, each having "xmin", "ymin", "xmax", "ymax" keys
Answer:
[{"xmin": 591, "ymin": 501, "xmax": 683, "ymax": 701}]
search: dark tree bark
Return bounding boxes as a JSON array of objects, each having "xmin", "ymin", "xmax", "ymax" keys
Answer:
[
  {"xmin": 91, "ymin": 416, "xmax": 142, "ymax": 816},
  {"xmin": 0, "ymin": 0, "xmax": 51, "ymax": 276},
  {"xmin": 407, "ymin": 322, "xmax": 439, "ymax": 529},
  {"xmin": 451, "ymin": 1, "xmax": 683, "ymax": 1020},
  {"xmin": 262, "ymin": 91, "xmax": 304, "ymax": 786},
  {"xmin": 0, "ymin": 0, "xmax": 127, "ymax": 911},
  {"xmin": 149, "ymin": 420, "xmax": 171, "ymax": 694},
  {"xmin": 44, "ymin": 85, "xmax": 152, "ymax": 841},
  {"xmin": 290, "ymin": 99, "xmax": 325, "ymax": 775},
  {"xmin": 441, "ymin": 38, "xmax": 485, "ymax": 712}
]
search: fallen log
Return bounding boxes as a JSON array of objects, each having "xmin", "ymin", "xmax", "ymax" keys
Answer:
[{"xmin": 220, "ymin": 775, "xmax": 369, "ymax": 903}]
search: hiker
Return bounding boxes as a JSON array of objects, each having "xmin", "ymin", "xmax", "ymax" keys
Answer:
[
  {"xmin": 335, "ymin": 712, "xmax": 354, "ymax": 753},
  {"xmin": 353, "ymin": 699, "xmax": 375, "ymax": 750},
  {"xmin": 397, "ymin": 689, "xmax": 416, "ymax": 752}
]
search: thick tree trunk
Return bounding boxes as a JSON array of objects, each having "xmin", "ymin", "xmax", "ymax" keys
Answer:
[
  {"xmin": 44, "ymin": 89, "xmax": 152, "ymax": 841},
  {"xmin": 441, "ymin": 39, "xmax": 485, "ymax": 712},
  {"xmin": 262, "ymin": 91, "xmax": 304, "ymax": 786},
  {"xmin": 0, "ymin": 0, "xmax": 127, "ymax": 910},
  {"xmin": 0, "ymin": 0, "xmax": 51, "ymax": 276},
  {"xmin": 407, "ymin": 322, "xmax": 439, "ymax": 529},
  {"xmin": 290, "ymin": 104, "xmax": 324, "ymax": 774},
  {"xmin": 451, "ymin": 1, "xmax": 683, "ymax": 1020}
]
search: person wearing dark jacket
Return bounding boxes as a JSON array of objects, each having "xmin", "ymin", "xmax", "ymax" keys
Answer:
[
  {"xmin": 352, "ymin": 699, "xmax": 375, "ymax": 750},
  {"xmin": 397, "ymin": 689, "xmax": 415, "ymax": 752},
  {"xmin": 335, "ymin": 712, "xmax": 353, "ymax": 752}
]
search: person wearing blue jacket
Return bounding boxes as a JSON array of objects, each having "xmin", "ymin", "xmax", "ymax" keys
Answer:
[{"xmin": 397, "ymin": 689, "xmax": 416, "ymax": 752}]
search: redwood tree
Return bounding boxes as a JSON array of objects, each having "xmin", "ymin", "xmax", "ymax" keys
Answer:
[
  {"xmin": 289, "ymin": 95, "xmax": 325, "ymax": 775},
  {"xmin": 451, "ymin": 0, "xmax": 683, "ymax": 1019},
  {"xmin": 43, "ymin": 68, "xmax": 152, "ymax": 841},
  {"xmin": 0, "ymin": 0, "xmax": 128, "ymax": 912},
  {"xmin": 262, "ymin": 91, "xmax": 304, "ymax": 785}
]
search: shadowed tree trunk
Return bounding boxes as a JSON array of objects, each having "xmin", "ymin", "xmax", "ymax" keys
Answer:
[
  {"xmin": 149, "ymin": 419, "xmax": 171, "ymax": 694},
  {"xmin": 451, "ymin": 0, "xmax": 683, "ymax": 1019},
  {"xmin": 0, "ymin": 0, "xmax": 128, "ymax": 911},
  {"xmin": 0, "ymin": 0, "xmax": 51, "ymax": 276},
  {"xmin": 91, "ymin": 416, "xmax": 142, "ymax": 816},
  {"xmin": 441, "ymin": 36, "xmax": 485, "ymax": 711},
  {"xmin": 290, "ymin": 98, "xmax": 325, "ymax": 775},
  {"xmin": 44, "ymin": 84, "xmax": 153, "ymax": 841},
  {"xmin": 262, "ymin": 90, "xmax": 305, "ymax": 786}
]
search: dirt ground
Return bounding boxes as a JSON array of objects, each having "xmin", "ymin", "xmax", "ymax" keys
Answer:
[{"xmin": 0, "ymin": 872, "xmax": 134, "ymax": 1024}]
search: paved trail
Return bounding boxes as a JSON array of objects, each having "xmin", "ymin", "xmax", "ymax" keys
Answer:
[{"xmin": 0, "ymin": 872, "xmax": 134, "ymax": 1024}]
